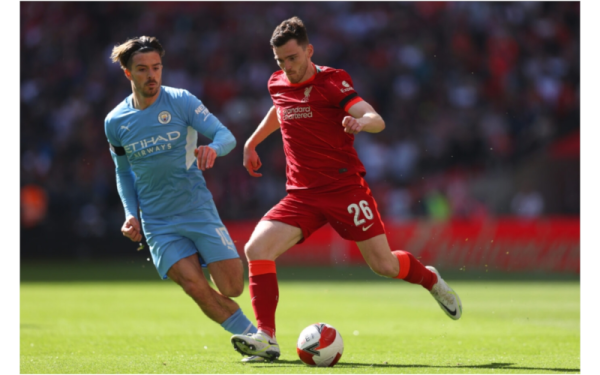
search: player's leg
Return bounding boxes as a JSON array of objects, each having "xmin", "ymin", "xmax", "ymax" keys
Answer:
[
  {"xmin": 325, "ymin": 174, "xmax": 462, "ymax": 320},
  {"xmin": 143, "ymin": 202, "xmax": 256, "ymax": 335},
  {"xmin": 205, "ymin": 258, "xmax": 260, "ymax": 334},
  {"xmin": 207, "ymin": 257, "xmax": 244, "ymax": 298},
  {"xmin": 230, "ymin": 220, "xmax": 303, "ymax": 361},
  {"xmin": 231, "ymin": 194, "xmax": 327, "ymax": 361},
  {"xmin": 187, "ymin": 200, "xmax": 258, "ymax": 335},
  {"xmin": 167, "ymin": 254, "xmax": 240, "ymax": 323},
  {"xmin": 245, "ymin": 219, "xmax": 303, "ymax": 332},
  {"xmin": 167, "ymin": 255, "xmax": 257, "ymax": 335},
  {"xmin": 354, "ymin": 232, "xmax": 439, "ymax": 293},
  {"xmin": 355, "ymin": 235, "xmax": 462, "ymax": 319},
  {"xmin": 354, "ymin": 233, "xmax": 398, "ymax": 276},
  {"xmin": 356, "ymin": 234, "xmax": 435, "ymax": 285},
  {"xmin": 245, "ymin": 219, "xmax": 303, "ymax": 261}
]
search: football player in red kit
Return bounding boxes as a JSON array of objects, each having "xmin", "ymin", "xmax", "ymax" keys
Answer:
[{"xmin": 231, "ymin": 16, "xmax": 462, "ymax": 362}]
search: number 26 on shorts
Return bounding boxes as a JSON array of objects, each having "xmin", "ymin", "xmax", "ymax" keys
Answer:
[{"xmin": 347, "ymin": 200, "xmax": 373, "ymax": 226}]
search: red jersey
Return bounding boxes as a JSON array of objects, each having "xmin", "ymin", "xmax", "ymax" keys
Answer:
[{"xmin": 268, "ymin": 64, "xmax": 366, "ymax": 190}]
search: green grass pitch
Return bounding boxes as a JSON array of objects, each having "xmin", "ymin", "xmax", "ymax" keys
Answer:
[{"xmin": 20, "ymin": 264, "xmax": 579, "ymax": 374}]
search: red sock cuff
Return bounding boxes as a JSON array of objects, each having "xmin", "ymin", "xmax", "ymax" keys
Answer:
[
  {"xmin": 249, "ymin": 260, "xmax": 276, "ymax": 277},
  {"xmin": 392, "ymin": 250, "xmax": 410, "ymax": 280}
]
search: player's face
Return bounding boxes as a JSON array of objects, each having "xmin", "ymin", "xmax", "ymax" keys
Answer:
[
  {"xmin": 126, "ymin": 51, "xmax": 163, "ymax": 98},
  {"xmin": 273, "ymin": 39, "xmax": 314, "ymax": 84}
]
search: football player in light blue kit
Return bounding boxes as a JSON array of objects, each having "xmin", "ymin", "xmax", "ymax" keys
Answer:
[{"xmin": 105, "ymin": 36, "xmax": 257, "ymax": 337}]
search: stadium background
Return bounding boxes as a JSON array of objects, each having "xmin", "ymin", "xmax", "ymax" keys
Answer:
[{"xmin": 20, "ymin": 2, "xmax": 579, "ymax": 274}]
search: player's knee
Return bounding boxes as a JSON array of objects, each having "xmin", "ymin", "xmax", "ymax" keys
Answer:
[
  {"xmin": 221, "ymin": 281, "xmax": 244, "ymax": 298},
  {"xmin": 244, "ymin": 241, "xmax": 259, "ymax": 259},
  {"xmin": 215, "ymin": 274, "xmax": 244, "ymax": 297}
]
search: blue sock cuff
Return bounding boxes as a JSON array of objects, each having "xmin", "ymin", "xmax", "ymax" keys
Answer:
[{"xmin": 221, "ymin": 308, "xmax": 257, "ymax": 335}]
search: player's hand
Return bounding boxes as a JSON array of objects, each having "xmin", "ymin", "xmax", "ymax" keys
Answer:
[
  {"xmin": 342, "ymin": 116, "xmax": 364, "ymax": 134},
  {"xmin": 243, "ymin": 146, "xmax": 262, "ymax": 177},
  {"xmin": 121, "ymin": 216, "xmax": 142, "ymax": 242},
  {"xmin": 195, "ymin": 145, "xmax": 217, "ymax": 171}
]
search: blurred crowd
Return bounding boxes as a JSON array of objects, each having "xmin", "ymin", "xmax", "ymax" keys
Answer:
[{"xmin": 20, "ymin": 2, "xmax": 579, "ymax": 242}]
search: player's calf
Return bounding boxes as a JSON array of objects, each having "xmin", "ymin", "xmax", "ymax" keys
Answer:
[
  {"xmin": 368, "ymin": 261, "xmax": 399, "ymax": 278},
  {"xmin": 392, "ymin": 250, "xmax": 437, "ymax": 290},
  {"xmin": 208, "ymin": 258, "xmax": 245, "ymax": 297},
  {"xmin": 356, "ymin": 235, "xmax": 400, "ymax": 277}
]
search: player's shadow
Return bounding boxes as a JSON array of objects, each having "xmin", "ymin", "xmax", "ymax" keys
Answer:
[{"xmin": 249, "ymin": 360, "xmax": 580, "ymax": 373}]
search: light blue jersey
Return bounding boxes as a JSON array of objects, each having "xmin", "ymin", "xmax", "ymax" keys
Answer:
[
  {"xmin": 105, "ymin": 85, "xmax": 239, "ymax": 279},
  {"xmin": 104, "ymin": 85, "xmax": 257, "ymax": 335},
  {"xmin": 104, "ymin": 86, "xmax": 236, "ymax": 219}
]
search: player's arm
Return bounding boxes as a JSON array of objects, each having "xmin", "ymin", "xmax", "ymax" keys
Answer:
[
  {"xmin": 186, "ymin": 93, "xmax": 236, "ymax": 171},
  {"xmin": 194, "ymin": 121, "xmax": 236, "ymax": 171},
  {"xmin": 342, "ymin": 100, "xmax": 385, "ymax": 135},
  {"xmin": 109, "ymin": 145, "xmax": 142, "ymax": 242},
  {"xmin": 243, "ymin": 106, "xmax": 281, "ymax": 177}
]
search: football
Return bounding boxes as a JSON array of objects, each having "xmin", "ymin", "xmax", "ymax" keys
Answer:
[{"xmin": 296, "ymin": 323, "xmax": 344, "ymax": 367}]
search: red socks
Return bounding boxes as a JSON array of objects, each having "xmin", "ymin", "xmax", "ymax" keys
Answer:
[
  {"xmin": 247, "ymin": 253, "xmax": 434, "ymax": 336},
  {"xmin": 392, "ymin": 250, "xmax": 438, "ymax": 291},
  {"xmin": 248, "ymin": 260, "xmax": 278, "ymax": 338}
]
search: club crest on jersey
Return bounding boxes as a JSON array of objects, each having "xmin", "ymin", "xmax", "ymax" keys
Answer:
[
  {"xmin": 302, "ymin": 86, "xmax": 313, "ymax": 102},
  {"xmin": 158, "ymin": 111, "xmax": 172, "ymax": 124}
]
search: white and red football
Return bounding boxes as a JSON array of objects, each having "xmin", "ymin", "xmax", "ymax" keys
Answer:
[{"xmin": 296, "ymin": 322, "xmax": 344, "ymax": 367}]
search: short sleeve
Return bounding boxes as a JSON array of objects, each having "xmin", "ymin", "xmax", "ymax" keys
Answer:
[{"xmin": 324, "ymin": 70, "xmax": 364, "ymax": 112}]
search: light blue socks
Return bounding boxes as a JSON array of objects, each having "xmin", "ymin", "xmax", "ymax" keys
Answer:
[{"xmin": 220, "ymin": 308, "xmax": 257, "ymax": 335}]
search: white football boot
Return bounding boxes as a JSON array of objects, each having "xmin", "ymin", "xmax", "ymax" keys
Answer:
[
  {"xmin": 241, "ymin": 355, "xmax": 266, "ymax": 363},
  {"xmin": 426, "ymin": 266, "xmax": 463, "ymax": 320},
  {"xmin": 231, "ymin": 331, "xmax": 280, "ymax": 362}
]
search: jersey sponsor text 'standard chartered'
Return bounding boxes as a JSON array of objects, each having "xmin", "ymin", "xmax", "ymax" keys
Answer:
[{"xmin": 268, "ymin": 64, "xmax": 365, "ymax": 190}]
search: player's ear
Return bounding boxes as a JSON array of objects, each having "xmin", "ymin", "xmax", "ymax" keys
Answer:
[
  {"xmin": 306, "ymin": 44, "xmax": 314, "ymax": 59},
  {"xmin": 124, "ymin": 68, "xmax": 132, "ymax": 81}
]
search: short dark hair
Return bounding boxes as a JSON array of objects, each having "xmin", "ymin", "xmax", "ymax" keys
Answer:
[
  {"xmin": 270, "ymin": 17, "xmax": 309, "ymax": 48},
  {"xmin": 110, "ymin": 36, "xmax": 165, "ymax": 70}
]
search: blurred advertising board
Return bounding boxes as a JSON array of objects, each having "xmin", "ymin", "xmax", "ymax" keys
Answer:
[{"xmin": 225, "ymin": 218, "xmax": 580, "ymax": 273}]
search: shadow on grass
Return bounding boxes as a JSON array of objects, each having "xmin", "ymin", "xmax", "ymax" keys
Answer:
[
  {"xmin": 20, "ymin": 260, "xmax": 579, "ymax": 283},
  {"xmin": 249, "ymin": 360, "xmax": 580, "ymax": 373}
]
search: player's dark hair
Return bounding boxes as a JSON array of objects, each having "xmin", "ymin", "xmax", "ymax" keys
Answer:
[
  {"xmin": 110, "ymin": 36, "xmax": 165, "ymax": 70},
  {"xmin": 270, "ymin": 16, "xmax": 309, "ymax": 48}
]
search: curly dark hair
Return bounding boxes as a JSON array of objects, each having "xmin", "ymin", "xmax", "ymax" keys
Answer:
[{"xmin": 270, "ymin": 16, "xmax": 309, "ymax": 48}]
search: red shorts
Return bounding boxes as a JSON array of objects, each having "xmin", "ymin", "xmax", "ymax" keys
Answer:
[{"xmin": 262, "ymin": 174, "xmax": 386, "ymax": 243}]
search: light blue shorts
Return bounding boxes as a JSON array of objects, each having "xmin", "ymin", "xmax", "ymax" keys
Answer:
[{"xmin": 141, "ymin": 199, "xmax": 239, "ymax": 279}]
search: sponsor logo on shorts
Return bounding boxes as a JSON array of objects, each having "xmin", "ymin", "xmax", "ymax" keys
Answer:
[{"xmin": 362, "ymin": 223, "xmax": 374, "ymax": 231}]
